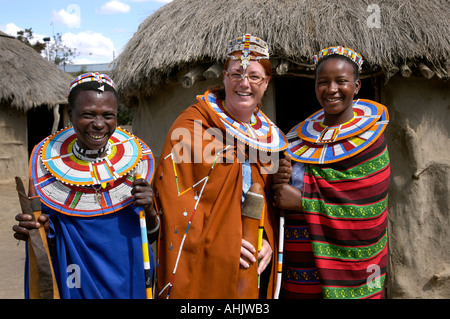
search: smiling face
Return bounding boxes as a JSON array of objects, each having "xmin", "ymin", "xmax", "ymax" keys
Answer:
[
  {"xmin": 315, "ymin": 57, "xmax": 361, "ymax": 126},
  {"xmin": 223, "ymin": 58, "xmax": 270, "ymax": 123},
  {"xmin": 69, "ymin": 90, "xmax": 117, "ymax": 154}
]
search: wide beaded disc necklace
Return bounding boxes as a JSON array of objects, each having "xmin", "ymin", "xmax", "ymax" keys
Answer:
[
  {"xmin": 202, "ymin": 91, "xmax": 288, "ymax": 152},
  {"xmin": 30, "ymin": 126, "xmax": 154, "ymax": 217},
  {"xmin": 285, "ymin": 99, "xmax": 389, "ymax": 164}
]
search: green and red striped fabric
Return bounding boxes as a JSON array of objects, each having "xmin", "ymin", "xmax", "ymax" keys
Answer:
[{"xmin": 302, "ymin": 134, "xmax": 390, "ymax": 299}]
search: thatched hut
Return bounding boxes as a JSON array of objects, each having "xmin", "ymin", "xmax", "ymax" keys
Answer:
[
  {"xmin": 0, "ymin": 31, "xmax": 70, "ymax": 182},
  {"xmin": 112, "ymin": 0, "xmax": 450, "ymax": 298}
]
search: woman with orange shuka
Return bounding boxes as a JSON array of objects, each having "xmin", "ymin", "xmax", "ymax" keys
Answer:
[{"xmin": 153, "ymin": 34, "xmax": 288, "ymax": 298}]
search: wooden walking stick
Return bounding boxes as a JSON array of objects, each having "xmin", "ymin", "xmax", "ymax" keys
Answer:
[
  {"xmin": 237, "ymin": 182, "xmax": 265, "ymax": 298},
  {"xmin": 15, "ymin": 176, "xmax": 59, "ymax": 299}
]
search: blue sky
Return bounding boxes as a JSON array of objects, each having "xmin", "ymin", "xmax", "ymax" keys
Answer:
[{"xmin": 0, "ymin": 0, "xmax": 171, "ymax": 64}]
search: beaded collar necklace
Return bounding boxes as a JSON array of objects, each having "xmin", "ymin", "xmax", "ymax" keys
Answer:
[
  {"xmin": 285, "ymin": 99, "xmax": 389, "ymax": 164},
  {"xmin": 72, "ymin": 141, "xmax": 110, "ymax": 162},
  {"xmin": 201, "ymin": 91, "xmax": 288, "ymax": 152},
  {"xmin": 30, "ymin": 126, "xmax": 155, "ymax": 217}
]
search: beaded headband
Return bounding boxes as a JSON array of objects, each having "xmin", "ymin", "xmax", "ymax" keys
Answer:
[
  {"xmin": 68, "ymin": 72, "xmax": 116, "ymax": 97},
  {"xmin": 226, "ymin": 34, "xmax": 269, "ymax": 71},
  {"xmin": 313, "ymin": 46, "xmax": 363, "ymax": 71}
]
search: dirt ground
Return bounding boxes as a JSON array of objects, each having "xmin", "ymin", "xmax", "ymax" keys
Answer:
[{"xmin": 0, "ymin": 180, "xmax": 26, "ymax": 299}]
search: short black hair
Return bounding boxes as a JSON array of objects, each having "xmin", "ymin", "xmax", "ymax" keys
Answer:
[
  {"xmin": 68, "ymin": 81, "xmax": 118, "ymax": 110},
  {"xmin": 315, "ymin": 54, "xmax": 360, "ymax": 80}
]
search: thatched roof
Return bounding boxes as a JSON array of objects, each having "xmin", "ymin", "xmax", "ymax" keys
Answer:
[
  {"xmin": 112, "ymin": 0, "xmax": 450, "ymax": 101},
  {"xmin": 0, "ymin": 31, "xmax": 70, "ymax": 111}
]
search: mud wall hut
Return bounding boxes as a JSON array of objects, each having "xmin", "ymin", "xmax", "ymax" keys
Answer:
[
  {"xmin": 0, "ymin": 31, "xmax": 70, "ymax": 182},
  {"xmin": 111, "ymin": 0, "xmax": 450, "ymax": 298}
]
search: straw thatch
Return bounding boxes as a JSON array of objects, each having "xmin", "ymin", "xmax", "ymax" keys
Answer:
[
  {"xmin": 112, "ymin": 0, "xmax": 450, "ymax": 101},
  {"xmin": 0, "ymin": 31, "xmax": 70, "ymax": 111}
]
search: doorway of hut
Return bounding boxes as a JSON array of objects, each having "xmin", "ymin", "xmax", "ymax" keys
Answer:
[
  {"xmin": 274, "ymin": 76, "xmax": 379, "ymax": 137},
  {"xmin": 27, "ymin": 105, "xmax": 64, "ymax": 156}
]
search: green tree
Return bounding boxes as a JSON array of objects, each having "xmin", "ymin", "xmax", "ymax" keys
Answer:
[
  {"xmin": 16, "ymin": 28, "xmax": 78, "ymax": 65},
  {"xmin": 16, "ymin": 28, "xmax": 46, "ymax": 54},
  {"xmin": 47, "ymin": 33, "xmax": 78, "ymax": 66}
]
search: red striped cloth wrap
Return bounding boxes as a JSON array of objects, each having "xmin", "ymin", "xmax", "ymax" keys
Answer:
[{"xmin": 302, "ymin": 134, "xmax": 390, "ymax": 299}]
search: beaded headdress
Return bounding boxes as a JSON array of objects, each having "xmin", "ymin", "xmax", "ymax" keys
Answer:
[
  {"xmin": 226, "ymin": 34, "xmax": 269, "ymax": 71},
  {"xmin": 68, "ymin": 72, "xmax": 116, "ymax": 96},
  {"xmin": 313, "ymin": 46, "xmax": 363, "ymax": 71}
]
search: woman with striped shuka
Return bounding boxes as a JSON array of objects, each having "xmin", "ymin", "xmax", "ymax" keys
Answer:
[{"xmin": 272, "ymin": 46, "xmax": 390, "ymax": 299}]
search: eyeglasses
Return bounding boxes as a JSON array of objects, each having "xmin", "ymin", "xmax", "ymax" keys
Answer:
[{"xmin": 225, "ymin": 71, "xmax": 267, "ymax": 84}]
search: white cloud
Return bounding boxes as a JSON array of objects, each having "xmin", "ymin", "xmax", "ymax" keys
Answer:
[
  {"xmin": 62, "ymin": 31, "xmax": 116, "ymax": 63},
  {"xmin": 0, "ymin": 23, "xmax": 47, "ymax": 44},
  {"xmin": 0, "ymin": 23, "xmax": 21, "ymax": 37},
  {"xmin": 100, "ymin": 1, "xmax": 131, "ymax": 14},
  {"xmin": 1, "ymin": 23, "xmax": 52, "ymax": 60},
  {"xmin": 51, "ymin": 5, "xmax": 81, "ymax": 28}
]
